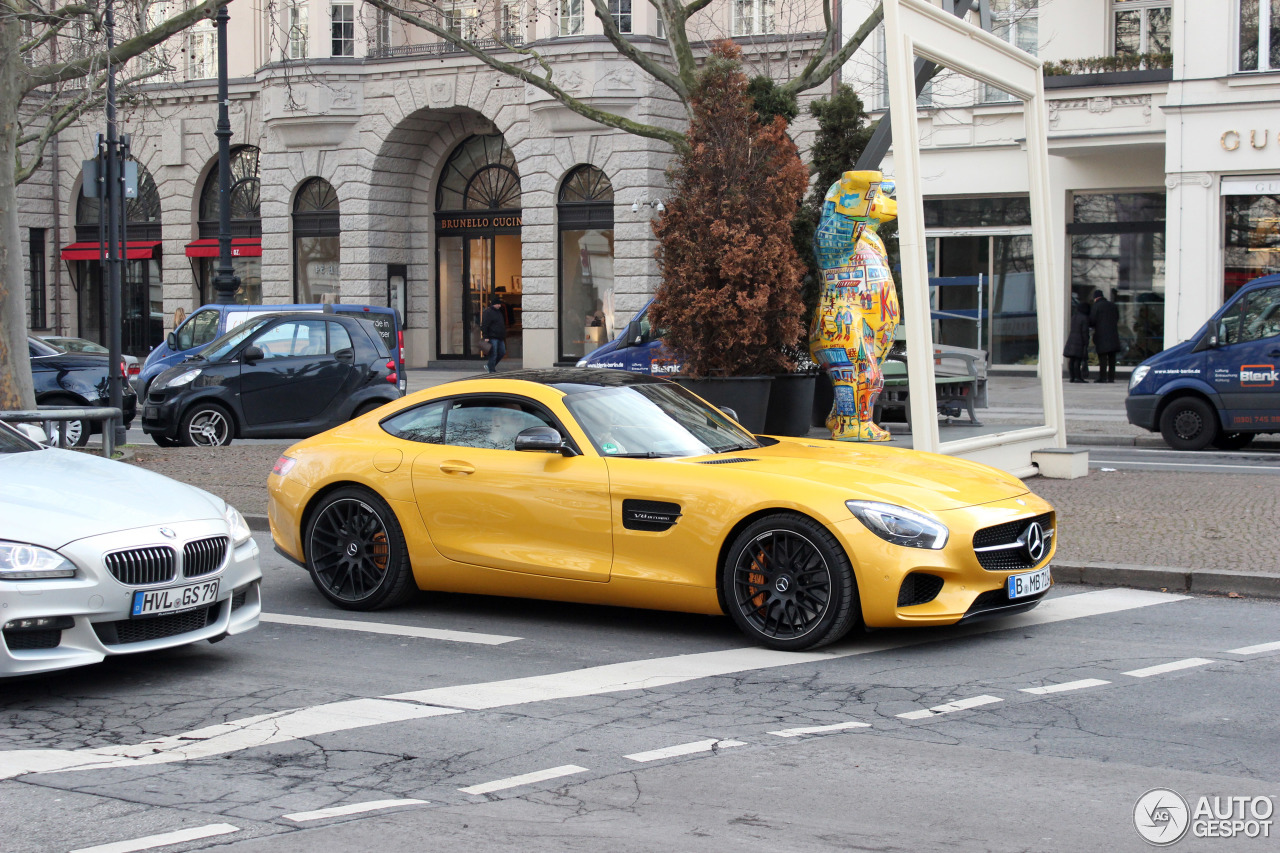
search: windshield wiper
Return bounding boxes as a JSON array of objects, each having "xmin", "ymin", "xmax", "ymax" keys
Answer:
[
  {"xmin": 717, "ymin": 442, "xmax": 759, "ymax": 453},
  {"xmin": 611, "ymin": 451, "xmax": 680, "ymax": 458}
]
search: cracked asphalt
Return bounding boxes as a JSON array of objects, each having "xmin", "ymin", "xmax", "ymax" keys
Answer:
[{"xmin": 2, "ymin": 537, "xmax": 1278, "ymax": 853}]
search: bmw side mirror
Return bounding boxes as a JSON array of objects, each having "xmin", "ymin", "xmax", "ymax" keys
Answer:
[
  {"xmin": 242, "ymin": 345, "xmax": 265, "ymax": 363},
  {"xmin": 515, "ymin": 426, "xmax": 576, "ymax": 456},
  {"xmin": 167, "ymin": 331, "xmax": 178, "ymax": 350}
]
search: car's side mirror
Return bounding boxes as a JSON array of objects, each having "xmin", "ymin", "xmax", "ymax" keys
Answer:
[
  {"xmin": 167, "ymin": 331, "xmax": 178, "ymax": 350},
  {"xmin": 623, "ymin": 319, "xmax": 644, "ymax": 348},
  {"xmin": 14, "ymin": 423, "xmax": 49, "ymax": 445},
  {"xmin": 241, "ymin": 345, "xmax": 265, "ymax": 363},
  {"xmin": 719, "ymin": 407, "xmax": 739, "ymax": 423},
  {"xmin": 514, "ymin": 426, "xmax": 576, "ymax": 456}
]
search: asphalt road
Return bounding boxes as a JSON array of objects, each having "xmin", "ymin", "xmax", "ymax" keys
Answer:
[
  {"xmin": 1087, "ymin": 446, "xmax": 1280, "ymax": 475},
  {"xmin": 2, "ymin": 536, "xmax": 1278, "ymax": 853}
]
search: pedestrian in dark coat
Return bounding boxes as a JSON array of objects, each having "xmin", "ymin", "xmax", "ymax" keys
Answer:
[
  {"xmin": 1063, "ymin": 301, "xmax": 1091, "ymax": 383},
  {"xmin": 480, "ymin": 296, "xmax": 507, "ymax": 373},
  {"xmin": 1089, "ymin": 288, "xmax": 1122, "ymax": 383}
]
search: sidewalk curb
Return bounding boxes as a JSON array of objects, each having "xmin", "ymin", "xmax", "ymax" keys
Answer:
[{"xmin": 1053, "ymin": 560, "xmax": 1280, "ymax": 600}]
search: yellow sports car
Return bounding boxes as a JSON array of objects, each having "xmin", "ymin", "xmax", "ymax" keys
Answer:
[{"xmin": 268, "ymin": 369, "xmax": 1055, "ymax": 650}]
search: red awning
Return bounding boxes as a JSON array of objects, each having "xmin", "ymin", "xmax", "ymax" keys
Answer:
[
  {"xmin": 61, "ymin": 240, "xmax": 163, "ymax": 261},
  {"xmin": 184, "ymin": 238, "xmax": 263, "ymax": 258}
]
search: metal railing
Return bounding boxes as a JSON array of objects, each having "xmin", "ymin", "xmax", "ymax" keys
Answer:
[
  {"xmin": 367, "ymin": 35, "xmax": 523, "ymax": 59},
  {"xmin": 0, "ymin": 406, "xmax": 124, "ymax": 458}
]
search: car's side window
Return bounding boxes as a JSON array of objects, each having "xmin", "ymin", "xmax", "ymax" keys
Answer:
[
  {"xmin": 254, "ymin": 319, "xmax": 328, "ymax": 357},
  {"xmin": 328, "ymin": 322, "xmax": 353, "ymax": 355},
  {"xmin": 443, "ymin": 398, "xmax": 556, "ymax": 451},
  {"xmin": 1240, "ymin": 287, "xmax": 1280, "ymax": 343},
  {"xmin": 381, "ymin": 400, "xmax": 447, "ymax": 444}
]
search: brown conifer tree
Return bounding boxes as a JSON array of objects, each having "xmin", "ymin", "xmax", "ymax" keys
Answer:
[{"xmin": 649, "ymin": 42, "xmax": 809, "ymax": 379}]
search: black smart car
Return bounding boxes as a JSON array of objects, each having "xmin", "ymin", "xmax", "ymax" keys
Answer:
[
  {"xmin": 29, "ymin": 337, "xmax": 137, "ymax": 446},
  {"xmin": 142, "ymin": 312, "xmax": 403, "ymax": 447}
]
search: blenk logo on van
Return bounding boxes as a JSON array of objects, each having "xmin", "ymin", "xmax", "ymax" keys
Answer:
[{"xmin": 1240, "ymin": 364, "xmax": 1278, "ymax": 387}]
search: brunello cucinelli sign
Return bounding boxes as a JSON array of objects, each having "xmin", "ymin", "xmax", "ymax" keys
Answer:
[
  {"xmin": 1221, "ymin": 129, "xmax": 1280, "ymax": 151},
  {"xmin": 436, "ymin": 212, "xmax": 523, "ymax": 231}
]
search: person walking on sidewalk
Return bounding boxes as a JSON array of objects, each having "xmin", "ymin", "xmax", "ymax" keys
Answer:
[
  {"xmin": 1090, "ymin": 288, "xmax": 1121, "ymax": 383},
  {"xmin": 480, "ymin": 295, "xmax": 507, "ymax": 373},
  {"xmin": 1064, "ymin": 300, "xmax": 1091, "ymax": 383}
]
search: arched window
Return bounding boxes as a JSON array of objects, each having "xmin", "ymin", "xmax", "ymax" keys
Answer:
[
  {"xmin": 192, "ymin": 146, "xmax": 262, "ymax": 304},
  {"xmin": 72, "ymin": 160, "xmax": 163, "ymax": 356},
  {"xmin": 436, "ymin": 134, "xmax": 521, "ymax": 211},
  {"xmin": 293, "ymin": 177, "xmax": 340, "ymax": 302},
  {"xmin": 558, "ymin": 165, "xmax": 614, "ymax": 361}
]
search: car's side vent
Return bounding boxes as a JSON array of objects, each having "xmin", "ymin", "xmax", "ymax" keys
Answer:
[
  {"xmin": 622, "ymin": 499, "xmax": 683, "ymax": 532},
  {"xmin": 696, "ymin": 458, "xmax": 756, "ymax": 465}
]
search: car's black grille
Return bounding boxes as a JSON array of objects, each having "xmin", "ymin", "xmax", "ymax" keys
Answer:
[
  {"xmin": 231, "ymin": 587, "xmax": 249, "ymax": 611},
  {"xmin": 3, "ymin": 629, "xmax": 62, "ymax": 650},
  {"xmin": 105, "ymin": 546, "xmax": 177, "ymax": 586},
  {"xmin": 696, "ymin": 458, "xmax": 756, "ymax": 465},
  {"xmin": 897, "ymin": 573, "xmax": 945, "ymax": 607},
  {"xmin": 183, "ymin": 536, "xmax": 228, "ymax": 577},
  {"xmin": 972, "ymin": 512, "xmax": 1054, "ymax": 571},
  {"xmin": 92, "ymin": 603, "xmax": 218, "ymax": 646},
  {"xmin": 966, "ymin": 587, "xmax": 1047, "ymax": 617}
]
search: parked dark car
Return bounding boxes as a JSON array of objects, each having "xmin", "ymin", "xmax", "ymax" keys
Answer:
[
  {"xmin": 28, "ymin": 337, "xmax": 137, "ymax": 447},
  {"xmin": 142, "ymin": 312, "xmax": 403, "ymax": 447}
]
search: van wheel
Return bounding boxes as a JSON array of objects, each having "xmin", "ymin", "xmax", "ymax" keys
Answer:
[
  {"xmin": 1159, "ymin": 397, "xmax": 1218, "ymax": 451},
  {"xmin": 1212, "ymin": 432, "xmax": 1255, "ymax": 451}
]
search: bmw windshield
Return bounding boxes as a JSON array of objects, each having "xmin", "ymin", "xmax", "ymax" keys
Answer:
[
  {"xmin": 564, "ymin": 383, "xmax": 759, "ymax": 457},
  {"xmin": 196, "ymin": 318, "xmax": 272, "ymax": 362}
]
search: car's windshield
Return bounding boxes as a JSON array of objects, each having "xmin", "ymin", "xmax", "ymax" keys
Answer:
[
  {"xmin": 564, "ymin": 383, "xmax": 759, "ymax": 457},
  {"xmin": 0, "ymin": 422, "xmax": 38, "ymax": 454},
  {"xmin": 197, "ymin": 317, "xmax": 272, "ymax": 361},
  {"xmin": 49, "ymin": 338, "xmax": 107, "ymax": 355}
]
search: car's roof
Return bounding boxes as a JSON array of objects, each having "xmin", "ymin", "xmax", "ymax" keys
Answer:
[{"xmin": 463, "ymin": 368, "xmax": 672, "ymax": 394}]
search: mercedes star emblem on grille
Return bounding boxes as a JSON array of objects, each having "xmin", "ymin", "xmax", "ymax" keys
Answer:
[{"xmin": 1021, "ymin": 522, "xmax": 1047, "ymax": 563}]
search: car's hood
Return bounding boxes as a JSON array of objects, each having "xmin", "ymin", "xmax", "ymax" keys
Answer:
[
  {"xmin": 0, "ymin": 449, "xmax": 225, "ymax": 549},
  {"xmin": 701, "ymin": 438, "xmax": 1029, "ymax": 512}
]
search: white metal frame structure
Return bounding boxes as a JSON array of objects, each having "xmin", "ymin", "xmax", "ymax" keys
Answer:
[{"xmin": 884, "ymin": 0, "xmax": 1065, "ymax": 477}]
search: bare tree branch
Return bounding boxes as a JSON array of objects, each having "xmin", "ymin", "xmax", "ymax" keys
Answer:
[
  {"xmin": 782, "ymin": 1, "xmax": 881, "ymax": 95},
  {"xmin": 588, "ymin": 0, "xmax": 688, "ymax": 105}
]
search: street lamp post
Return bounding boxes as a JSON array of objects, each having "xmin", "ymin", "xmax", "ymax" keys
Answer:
[{"xmin": 212, "ymin": 4, "xmax": 240, "ymax": 304}]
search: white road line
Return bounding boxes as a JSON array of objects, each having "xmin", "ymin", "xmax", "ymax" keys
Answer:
[
  {"xmin": 459, "ymin": 765, "xmax": 589, "ymax": 795},
  {"xmin": 897, "ymin": 695, "xmax": 1003, "ymax": 720},
  {"xmin": 69, "ymin": 823, "xmax": 238, "ymax": 853},
  {"xmin": 283, "ymin": 799, "xmax": 428, "ymax": 823},
  {"xmin": 624, "ymin": 739, "xmax": 747, "ymax": 763},
  {"xmin": 1227, "ymin": 641, "xmax": 1280, "ymax": 655},
  {"xmin": 0, "ymin": 589, "xmax": 1185, "ymax": 781},
  {"xmin": 260, "ymin": 613, "xmax": 521, "ymax": 645},
  {"xmin": 1020, "ymin": 678, "xmax": 1111, "ymax": 695},
  {"xmin": 769, "ymin": 721, "xmax": 871, "ymax": 738},
  {"xmin": 1090, "ymin": 460, "xmax": 1277, "ymax": 472},
  {"xmin": 1124, "ymin": 658, "xmax": 1216, "ymax": 678}
]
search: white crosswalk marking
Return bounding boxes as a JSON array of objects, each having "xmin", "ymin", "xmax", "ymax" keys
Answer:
[
  {"xmin": 283, "ymin": 799, "xmax": 429, "ymax": 822},
  {"xmin": 769, "ymin": 721, "xmax": 871, "ymax": 738},
  {"xmin": 1020, "ymin": 678, "xmax": 1111, "ymax": 695},
  {"xmin": 261, "ymin": 613, "xmax": 521, "ymax": 645},
  {"xmin": 897, "ymin": 695, "xmax": 1003, "ymax": 720},
  {"xmin": 459, "ymin": 765, "xmax": 588, "ymax": 795},
  {"xmin": 624, "ymin": 739, "xmax": 746, "ymax": 763},
  {"xmin": 1227, "ymin": 641, "xmax": 1280, "ymax": 655},
  {"xmin": 1123, "ymin": 658, "xmax": 1214, "ymax": 678},
  {"xmin": 69, "ymin": 823, "xmax": 238, "ymax": 853}
]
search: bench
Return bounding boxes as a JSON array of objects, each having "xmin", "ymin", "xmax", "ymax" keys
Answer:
[{"xmin": 874, "ymin": 350, "xmax": 985, "ymax": 427}]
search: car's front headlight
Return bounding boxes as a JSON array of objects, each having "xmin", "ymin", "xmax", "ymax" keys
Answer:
[
  {"xmin": 0, "ymin": 540, "xmax": 77, "ymax": 580},
  {"xmin": 1128, "ymin": 365, "xmax": 1149, "ymax": 390},
  {"xmin": 156, "ymin": 368, "xmax": 202, "ymax": 391},
  {"xmin": 846, "ymin": 501, "xmax": 949, "ymax": 550},
  {"xmin": 224, "ymin": 504, "xmax": 253, "ymax": 546},
  {"xmin": 575, "ymin": 358, "xmax": 589, "ymax": 368}
]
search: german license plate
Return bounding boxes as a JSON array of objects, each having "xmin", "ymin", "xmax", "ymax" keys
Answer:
[
  {"xmin": 144, "ymin": 406, "xmax": 158, "ymax": 420},
  {"xmin": 132, "ymin": 580, "xmax": 219, "ymax": 617},
  {"xmin": 1008, "ymin": 567, "xmax": 1051, "ymax": 599}
]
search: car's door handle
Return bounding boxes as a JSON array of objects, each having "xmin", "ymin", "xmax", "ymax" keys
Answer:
[{"xmin": 439, "ymin": 461, "xmax": 475, "ymax": 475}]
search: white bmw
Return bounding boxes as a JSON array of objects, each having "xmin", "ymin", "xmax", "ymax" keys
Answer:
[{"xmin": 0, "ymin": 421, "xmax": 261, "ymax": 677}]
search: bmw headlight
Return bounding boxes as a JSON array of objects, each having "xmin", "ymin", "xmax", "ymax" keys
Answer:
[
  {"xmin": 0, "ymin": 540, "xmax": 77, "ymax": 580},
  {"xmin": 846, "ymin": 501, "xmax": 949, "ymax": 550},
  {"xmin": 224, "ymin": 504, "xmax": 252, "ymax": 546},
  {"xmin": 1128, "ymin": 365, "xmax": 1149, "ymax": 390},
  {"xmin": 157, "ymin": 368, "xmax": 202, "ymax": 391}
]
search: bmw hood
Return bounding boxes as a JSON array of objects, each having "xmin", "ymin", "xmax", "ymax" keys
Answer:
[
  {"xmin": 708, "ymin": 438, "xmax": 1030, "ymax": 512},
  {"xmin": 0, "ymin": 449, "xmax": 226, "ymax": 549}
]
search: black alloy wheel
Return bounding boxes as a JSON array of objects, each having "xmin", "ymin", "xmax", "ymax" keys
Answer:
[
  {"xmin": 1158, "ymin": 396, "xmax": 1218, "ymax": 451},
  {"xmin": 722, "ymin": 513, "xmax": 859, "ymax": 651},
  {"xmin": 1212, "ymin": 431, "xmax": 1256, "ymax": 451},
  {"xmin": 305, "ymin": 487, "xmax": 416, "ymax": 610}
]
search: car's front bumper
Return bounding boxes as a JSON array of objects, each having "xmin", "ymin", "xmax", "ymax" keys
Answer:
[
  {"xmin": 1125, "ymin": 393, "xmax": 1159, "ymax": 431},
  {"xmin": 1, "ymin": 519, "xmax": 262, "ymax": 677},
  {"xmin": 140, "ymin": 390, "xmax": 185, "ymax": 439},
  {"xmin": 830, "ymin": 493, "xmax": 1057, "ymax": 629}
]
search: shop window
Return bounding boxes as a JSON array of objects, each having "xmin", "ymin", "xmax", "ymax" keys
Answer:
[
  {"xmin": 1068, "ymin": 192, "xmax": 1166, "ymax": 365},
  {"xmin": 1239, "ymin": 0, "xmax": 1280, "ymax": 71},
  {"xmin": 1224, "ymin": 193, "xmax": 1280, "ymax": 300},
  {"xmin": 331, "ymin": 1, "xmax": 354, "ymax": 56},
  {"xmin": 293, "ymin": 178, "xmax": 340, "ymax": 303},
  {"xmin": 1113, "ymin": 0, "xmax": 1171, "ymax": 57},
  {"xmin": 558, "ymin": 166, "xmax": 614, "ymax": 362},
  {"xmin": 195, "ymin": 146, "xmax": 262, "ymax": 304},
  {"xmin": 559, "ymin": 0, "xmax": 583, "ymax": 36},
  {"xmin": 29, "ymin": 228, "xmax": 46, "ymax": 330}
]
